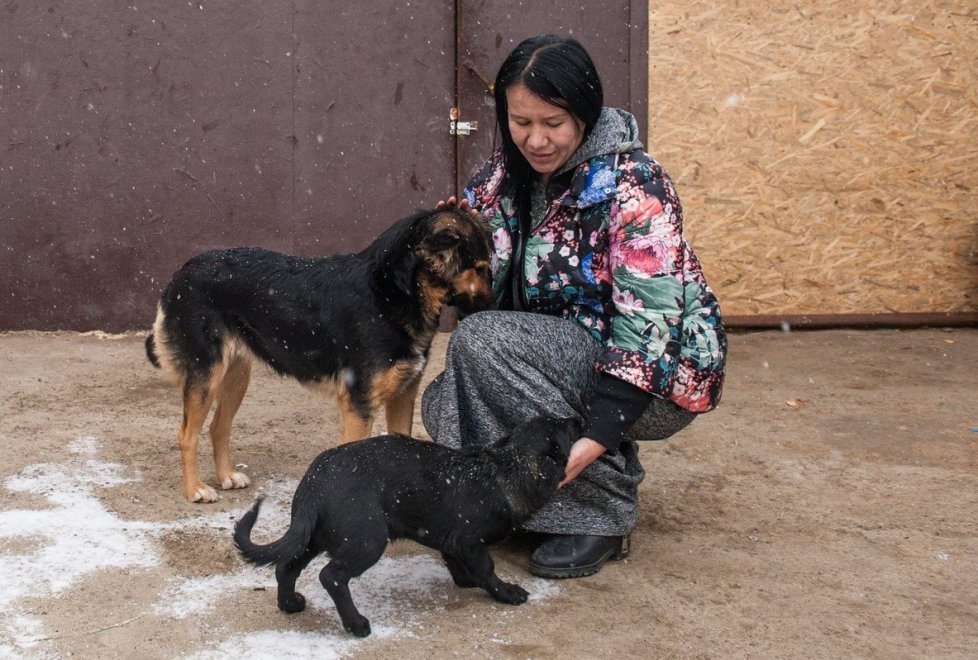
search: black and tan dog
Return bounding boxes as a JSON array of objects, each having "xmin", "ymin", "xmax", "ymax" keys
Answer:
[
  {"xmin": 146, "ymin": 207, "xmax": 493, "ymax": 503},
  {"xmin": 233, "ymin": 415, "xmax": 577, "ymax": 638}
]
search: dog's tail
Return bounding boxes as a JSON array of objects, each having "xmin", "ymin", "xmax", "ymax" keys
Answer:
[
  {"xmin": 145, "ymin": 333, "xmax": 161, "ymax": 369},
  {"xmin": 233, "ymin": 496, "xmax": 315, "ymax": 567}
]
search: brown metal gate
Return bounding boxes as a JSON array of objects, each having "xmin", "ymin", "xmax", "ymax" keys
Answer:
[{"xmin": 0, "ymin": 1, "xmax": 647, "ymax": 332}]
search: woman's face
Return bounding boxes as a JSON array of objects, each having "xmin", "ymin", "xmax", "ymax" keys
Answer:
[{"xmin": 505, "ymin": 82, "xmax": 585, "ymax": 184}]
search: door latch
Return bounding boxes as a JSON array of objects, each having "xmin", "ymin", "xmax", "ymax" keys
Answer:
[{"xmin": 450, "ymin": 107, "xmax": 478, "ymax": 136}]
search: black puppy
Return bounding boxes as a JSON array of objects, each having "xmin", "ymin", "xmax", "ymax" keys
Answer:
[{"xmin": 233, "ymin": 415, "xmax": 577, "ymax": 637}]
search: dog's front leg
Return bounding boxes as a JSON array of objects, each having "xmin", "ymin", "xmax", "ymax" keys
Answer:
[
  {"xmin": 383, "ymin": 376, "xmax": 421, "ymax": 437},
  {"xmin": 336, "ymin": 389, "xmax": 373, "ymax": 443},
  {"xmin": 451, "ymin": 545, "xmax": 529, "ymax": 605},
  {"xmin": 442, "ymin": 552, "xmax": 480, "ymax": 588}
]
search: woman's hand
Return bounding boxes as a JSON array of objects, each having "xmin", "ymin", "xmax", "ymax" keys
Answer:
[
  {"xmin": 435, "ymin": 195, "xmax": 470, "ymax": 210},
  {"xmin": 435, "ymin": 196, "xmax": 480, "ymax": 220},
  {"xmin": 558, "ymin": 437, "xmax": 607, "ymax": 488}
]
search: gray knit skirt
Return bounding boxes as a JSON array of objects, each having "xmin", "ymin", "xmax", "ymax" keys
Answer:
[{"xmin": 421, "ymin": 310, "xmax": 696, "ymax": 536}]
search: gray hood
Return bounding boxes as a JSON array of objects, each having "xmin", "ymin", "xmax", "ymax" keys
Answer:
[
  {"xmin": 557, "ymin": 107, "xmax": 643, "ymax": 177},
  {"xmin": 530, "ymin": 107, "xmax": 643, "ymax": 223}
]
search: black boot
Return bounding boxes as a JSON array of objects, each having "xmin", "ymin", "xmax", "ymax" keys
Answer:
[{"xmin": 529, "ymin": 534, "xmax": 630, "ymax": 579}]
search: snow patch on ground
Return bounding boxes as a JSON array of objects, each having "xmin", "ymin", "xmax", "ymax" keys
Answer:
[{"xmin": 0, "ymin": 437, "xmax": 157, "ymax": 610}]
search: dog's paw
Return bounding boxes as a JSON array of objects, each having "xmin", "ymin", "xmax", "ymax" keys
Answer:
[
  {"xmin": 188, "ymin": 483, "xmax": 220, "ymax": 503},
  {"xmin": 278, "ymin": 591, "xmax": 306, "ymax": 614},
  {"xmin": 220, "ymin": 471, "xmax": 251, "ymax": 490},
  {"xmin": 491, "ymin": 582, "xmax": 529, "ymax": 605},
  {"xmin": 344, "ymin": 614, "xmax": 371, "ymax": 638}
]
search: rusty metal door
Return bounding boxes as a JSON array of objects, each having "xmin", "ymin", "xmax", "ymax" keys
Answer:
[
  {"xmin": 291, "ymin": 2, "xmax": 457, "ymax": 256},
  {"xmin": 0, "ymin": 1, "xmax": 645, "ymax": 331},
  {"xmin": 0, "ymin": 2, "xmax": 457, "ymax": 331}
]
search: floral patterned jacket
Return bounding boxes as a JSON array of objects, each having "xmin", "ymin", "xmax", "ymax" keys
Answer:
[{"xmin": 463, "ymin": 147, "xmax": 726, "ymax": 413}]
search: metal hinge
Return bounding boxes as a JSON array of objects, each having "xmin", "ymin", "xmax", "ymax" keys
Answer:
[{"xmin": 449, "ymin": 107, "xmax": 478, "ymax": 136}]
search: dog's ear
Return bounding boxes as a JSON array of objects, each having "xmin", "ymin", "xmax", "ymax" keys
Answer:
[
  {"xmin": 421, "ymin": 227, "xmax": 462, "ymax": 252},
  {"xmin": 419, "ymin": 227, "xmax": 463, "ymax": 276}
]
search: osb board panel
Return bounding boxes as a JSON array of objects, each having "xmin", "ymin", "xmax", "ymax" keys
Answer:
[{"xmin": 648, "ymin": 1, "xmax": 978, "ymax": 316}]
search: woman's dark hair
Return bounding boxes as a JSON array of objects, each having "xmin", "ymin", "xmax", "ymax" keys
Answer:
[{"xmin": 493, "ymin": 35, "xmax": 604, "ymax": 208}]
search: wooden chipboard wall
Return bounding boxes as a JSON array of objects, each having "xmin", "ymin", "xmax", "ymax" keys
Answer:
[{"xmin": 647, "ymin": 1, "xmax": 978, "ymax": 318}]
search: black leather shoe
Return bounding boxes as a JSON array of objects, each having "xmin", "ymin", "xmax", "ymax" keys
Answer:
[{"xmin": 529, "ymin": 534, "xmax": 630, "ymax": 578}]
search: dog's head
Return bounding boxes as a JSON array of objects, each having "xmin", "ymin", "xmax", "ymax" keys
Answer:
[
  {"xmin": 416, "ymin": 208, "xmax": 495, "ymax": 315},
  {"xmin": 504, "ymin": 415, "xmax": 578, "ymax": 463},
  {"xmin": 492, "ymin": 415, "xmax": 579, "ymax": 515}
]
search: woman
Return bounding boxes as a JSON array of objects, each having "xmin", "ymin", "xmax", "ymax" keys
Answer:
[{"xmin": 422, "ymin": 35, "xmax": 726, "ymax": 578}]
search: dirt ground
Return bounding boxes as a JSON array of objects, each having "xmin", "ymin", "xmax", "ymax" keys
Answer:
[{"xmin": 0, "ymin": 326, "xmax": 976, "ymax": 659}]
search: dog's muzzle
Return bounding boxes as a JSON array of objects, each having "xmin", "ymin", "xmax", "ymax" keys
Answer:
[{"xmin": 452, "ymin": 290, "xmax": 497, "ymax": 316}]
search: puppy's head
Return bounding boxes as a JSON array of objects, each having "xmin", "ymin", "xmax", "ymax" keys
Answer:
[
  {"xmin": 493, "ymin": 416, "xmax": 579, "ymax": 515},
  {"xmin": 418, "ymin": 208, "xmax": 495, "ymax": 314},
  {"xmin": 510, "ymin": 415, "xmax": 577, "ymax": 462}
]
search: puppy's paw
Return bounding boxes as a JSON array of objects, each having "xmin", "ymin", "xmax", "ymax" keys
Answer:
[
  {"xmin": 491, "ymin": 582, "xmax": 529, "ymax": 605},
  {"xmin": 220, "ymin": 471, "xmax": 251, "ymax": 490},
  {"xmin": 187, "ymin": 483, "xmax": 219, "ymax": 503},
  {"xmin": 278, "ymin": 591, "xmax": 306, "ymax": 614},
  {"xmin": 344, "ymin": 614, "xmax": 371, "ymax": 638}
]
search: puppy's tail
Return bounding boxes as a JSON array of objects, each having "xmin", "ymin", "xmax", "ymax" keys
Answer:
[
  {"xmin": 145, "ymin": 333, "xmax": 161, "ymax": 369},
  {"xmin": 233, "ymin": 496, "xmax": 315, "ymax": 567}
]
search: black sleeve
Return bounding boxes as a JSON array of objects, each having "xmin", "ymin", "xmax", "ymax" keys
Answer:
[{"xmin": 582, "ymin": 373, "xmax": 654, "ymax": 453}]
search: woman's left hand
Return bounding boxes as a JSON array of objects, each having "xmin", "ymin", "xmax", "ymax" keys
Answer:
[{"xmin": 559, "ymin": 437, "xmax": 607, "ymax": 488}]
